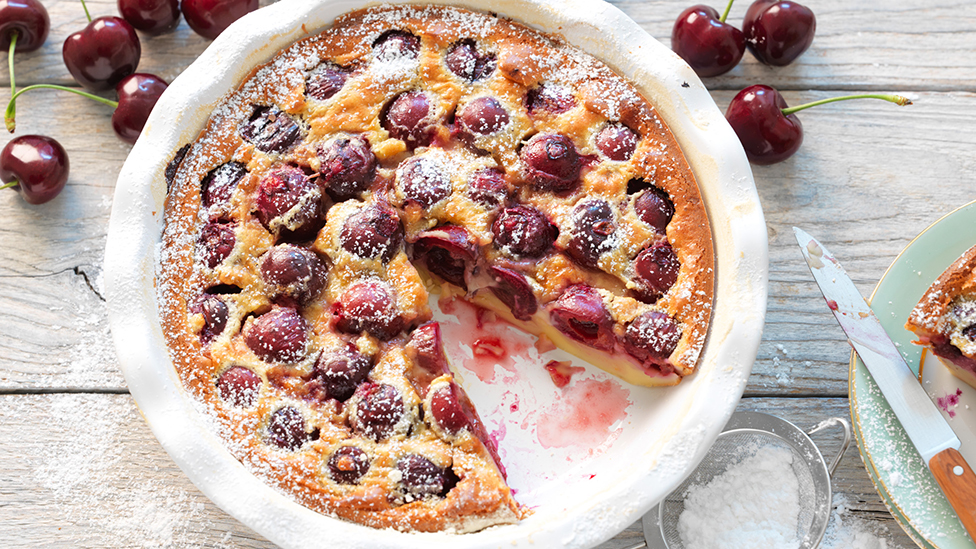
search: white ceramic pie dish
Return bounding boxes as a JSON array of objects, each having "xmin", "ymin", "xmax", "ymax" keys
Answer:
[{"xmin": 103, "ymin": 0, "xmax": 768, "ymax": 547}]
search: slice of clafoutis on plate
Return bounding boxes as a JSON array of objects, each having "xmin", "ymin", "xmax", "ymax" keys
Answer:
[{"xmin": 158, "ymin": 4, "xmax": 714, "ymax": 533}]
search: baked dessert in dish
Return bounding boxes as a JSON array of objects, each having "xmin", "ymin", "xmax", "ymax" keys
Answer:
[
  {"xmin": 906, "ymin": 244, "xmax": 976, "ymax": 389},
  {"xmin": 159, "ymin": 3, "xmax": 714, "ymax": 533}
]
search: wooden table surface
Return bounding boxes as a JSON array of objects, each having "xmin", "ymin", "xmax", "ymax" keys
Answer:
[{"xmin": 1, "ymin": 0, "xmax": 973, "ymax": 547}]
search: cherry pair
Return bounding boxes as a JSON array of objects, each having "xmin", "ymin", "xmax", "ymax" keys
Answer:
[
  {"xmin": 119, "ymin": 0, "xmax": 259, "ymax": 40},
  {"xmin": 672, "ymin": 0, "xmax": 815, "ymax": 77}
]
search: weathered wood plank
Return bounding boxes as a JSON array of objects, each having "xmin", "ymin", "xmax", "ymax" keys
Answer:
[
  {"xmin": 0, "ymin": 393, "xmax": 916, "ymax": 548},
  {"xmin": 1, "ymin": 0, "xmax": 973, "ymax": 92}
]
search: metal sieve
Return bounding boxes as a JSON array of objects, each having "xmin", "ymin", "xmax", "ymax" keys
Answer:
[{"xmin": 626, "ymin": 411, "xmax": 851, "ymax": 549}]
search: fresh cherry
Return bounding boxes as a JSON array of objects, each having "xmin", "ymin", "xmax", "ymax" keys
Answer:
[
  {"xmin": 112, "ymin": 73, "xmax": 168, "ymax": 144},
  {"xmin": 671, "ymin": 0, "xmax": 745, "ymax": 77},
  {"xmin": 63, "ymin": 14, "xmax": 141, "ymax": 92},
  {"xmin": 742, "ymin": 0, "xmax": 816, "ymax": 66},
  {"xmin": 0, "ymin": 135, "xmax": 69, "ymax": 205},
  {"xmin": 118, "ymin": 0, "xmax": 180, "ymax": 36},
  {"xmin": 0, "ymin": 0, "xmax": 50, "ymax": 53},
  {"xmin": 726, "ymin": 85, "xmax": 911, "ymax": 165},
  {"xmin": 181, "ymin": 0, "xmax": 258, "ymax": 40}
]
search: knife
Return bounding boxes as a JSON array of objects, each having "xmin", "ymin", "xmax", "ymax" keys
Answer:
[{"xmin": 794, "ymin": 227, "xmax": 976, "ymax": 540}]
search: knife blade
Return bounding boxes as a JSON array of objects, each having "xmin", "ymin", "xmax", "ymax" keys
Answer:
[{"xmin": 794, "ymin": 227, "xmax": 976, "ymax": 541}]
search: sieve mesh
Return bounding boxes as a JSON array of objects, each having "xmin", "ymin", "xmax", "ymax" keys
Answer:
[{"xmin": 657, "ymin": 429, "xmax": 822, "ymax": 549}]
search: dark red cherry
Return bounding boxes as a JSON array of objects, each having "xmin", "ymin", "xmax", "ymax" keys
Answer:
[
  {"xmin": 492, "ymin": 205, "xmax": 556, "ymax": 258},
  {"xmin": 725, "ymin": 84, "xmax": 801, "ymax": 165},
  {"xmin": 328, "ymin": 446, "xmax": 370, "ymax": 484},
  {"xmin": 244, "ymin": 307, "xmax": 309, "ymax": 363},
  {"xmin": 352, "ymin": 383, "xmax": 404, "ymax": 441},
  {"xmin": 487, "ymin": 266, "xmax": 537, "ymax": 321},
  {"xmin": 260, "ymin": 245, "xmax": 326, "ymax": 303},
  {"xmin": 520, "ymin": 133, "xmax": 582, "ymax": 192},
  {"xmin": 396, "ymin": 155, "xmax": 451, "ymax": 208},
  {"xmin": 216, "ymin": 366, "xmax": 261, "ymax": 407},
  {"xmin": 112, "ymin": 73, "xmax": 168, "ymax": 145},
  {"xmin": 458, "ymin": 96, "xmax": 510, "ymax": 137},
  {"xmin": 671, "ymin": 4, "xmax": 746, "ymax": 78},
  {"xmin": 253, "ymin": 165, "xmax": 321, "ymax": 235},
  {"xmin": 181, "ymin": 0, "xmax": 258, "ymax": 40},
  {"xmin": 634, "ymin": 242, "xmax": 680, "ymax": 301},
  {"xmin": 373, "ymin": 30, "xmax": 420, "ymax": 61},
  {"xmin": 340, "ymin": 202, "xmax": 403, "ymax": 262},
  {"xmin": 0, "ymin": 0, "xmax": 50, "ymax": 53},
  {"xmin": 467, "ymin": 167, "xmax": 507, "ymax": 206},
  {"xmin": 566, "ymin": 199, "xmax": 615, "ymax": 270},
  {"xmin": 634, "ymin": 187, "xmax": 674, "ymax": 234},
  {"xmin": 305, "ymin": 63, "xmax": 348, "ymax": 101},
  {"xmin": 526, "ymin": 84, "xmax": 575, "ymax": 115},
  {"xmin": 201, "ymin": 161, "xmax": 247, "ymax": 210},
  {"xmin": 430, "ymin": 383, "xmax": 470, "ymax": 435},
  {"xmin": 265, "ymin": 406, "xmax": 317, "ymax": 450},
  {"xmin": 333, "ymin": 280, "xmax": 404, "ymax": 341},
  {"xmin": 414, "ymin": 225, "xmax": 477, "ymax": 290},
  {"xmin": 311, "ymin": 346, "xmax": 372, "ymax": 402},
  {"xmin": 595, "ymin": 123, "xmax": 638, "ymax": 161},
  {"xmin": 0, "ymin": 135, "xmax": 69, "ymax": 205},
  {"xmin": 317, "ymin": 136, "xmax": 377, "ymax": 201},
  {"xmin": 743, "ymin": 0, "xmax": 816, "ymax": 66},
  {"xmin": 118, "ymin": 0, "xmax": 180, "ymax": 35},
  {"xmin": 240, "ymin": 105, "xmax": 304, "ymax": 154},
  {"xmin": 198, "ymin": 220, "xmax": 236, "ymax": 268},
  {"xmin": 549, "ymin": 285, "xmax": 614, "ymax": 350},
  {"xmin": 397, "ymin": 454, "xmax": 453, "ymax": 498},
  {"xmin": 405, "ymin": 321, "xmax": 450, "ymax": 395},
  {"xmin": 445, "ymin": 38, "xmax": 496, "ymax": 81},
  {"xmin": 190, "ymin": 293, "xmax": 229, "ymax": 343},
  {"xmin": 62, "ymin": 16, "xmax": 141, "ymax": 92},
  {"xmin": 624, "ymin": 311, "xmax": 681, "ymax": 368},
  {"xmin": 382, "ymin": 91, "xmax": 437, "ymax": 147}
]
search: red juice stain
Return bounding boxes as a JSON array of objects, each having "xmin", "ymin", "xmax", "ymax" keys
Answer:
[
  {"xmin": 826, "ymin": 299, "xmax": 839, "ymax": 311},
  {"xmin": 439, "ymin": 298, "xmax": 530, "ymax": 383},
  {"xmin": 545, "ymin": 360, "xmax": 585, "ymax": 388},
  {"xmin": 535, "ymin": 379, "xmax": 631, "ymax": 449}
]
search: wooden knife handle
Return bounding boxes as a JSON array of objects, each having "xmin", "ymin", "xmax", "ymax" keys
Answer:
[{"xmin": 930, "ymin": 448, "xmax": 976, "ymax": 540}]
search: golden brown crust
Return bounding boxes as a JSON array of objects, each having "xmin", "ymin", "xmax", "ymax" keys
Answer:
[
  {"xmin": 158, "ymin": 4, "xmax": 714, "ymax": 532},
  {"xmin": 906, "ymin": 244, "xmax": 976, "ymax": 363}
]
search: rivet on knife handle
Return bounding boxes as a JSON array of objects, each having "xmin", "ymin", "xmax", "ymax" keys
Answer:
[{"xmin": 930, "ymin": 448, "xmax": 976, "ymax": 539}]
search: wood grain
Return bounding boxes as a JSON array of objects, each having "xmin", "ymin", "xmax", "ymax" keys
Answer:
[{"xmin": 929, "ymin": 448, "xmax": 976, "ymax": 542}]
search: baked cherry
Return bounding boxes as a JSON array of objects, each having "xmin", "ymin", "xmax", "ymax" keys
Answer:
[
  {"xmin": 458, "ymin": 96, "xmax": 509, "ymax": 138},
  {"xmin": 595, "ymin": 123, "xmax": 638, "ymax": 161},
  {"xmin": 197, "ymin": 220, "xmax": 236, "ymax": 268},
  {"xmin": 62, "ymin": 15, "xmax": 141, "ymax": 92},
  {"xmin": 566, "ymin": 199, "xmax": 615, "ymax": 270},
  {"xmin": 0, "ymin": 135, "xmax": 69, "ymax": 205},
  {"xmin": 726, "ymin": 85, "xmax": 911, "ymax": 165},
  {"xmin": 216, "ymin": 365, "xmax": 261, "ymax": 407},
  {"xmin": 487, "ymin": 265, "xmax": 537, "ymax": 321},
  {"xmin": 241, "ymin": 105, "xmax": 304, "ymax": 154},
  {"xmin": 414, "ymin": 225, "xmax": 477, "ymax": 290},
  {"xmin": 260, "ymin": 244, "xmax": 326, "ymax": 304},
  {"xmin": 634, "ymin": 241, "xmax": 680, "ymax": 301},
  {"xmin": 181, "ymin": 0, "xmax": 258, "ymax": 40},
  {"xmin": 382, "ymin": 91, "xmax": 437, "ymax": 148},
  {"xmin": 112, "ymin": 73, "xmax": 168, "ymax": 144},
  {"xmin": 189, "ymin": 293, "xmax": 229, "ymax": 343},
  {"xmin": 373, "ymin": 30, "xmax": 420, "ymax": 61},
  {"xmin": 201, "ymin": 161, "xmax": 248, "ymax": 210},
  {"xmin": 671, "ymin": 1, "xmax": 746, "ymax": 77},
  {"xmin": 118, "ymin": 0, "xmax": 180, "ymax": 35},
  {"xmin": 306, "ymin": 63, "xmax": 349, "ymax": 101},
  {"xmin": 333, "ymin": 280, "xmax": 405, "ymax": 341},
  {"xmin": 526, "ymin": 84, "xmax": 575, "ymax": 115},
  {"xmin": 624, "ymin": 311, "xmax": 681, "ymax": 369},
  {"xmin": 253, "ymin": 165, "xmax": 321, "ymax": 236},
  {"xmin": 328, "ymin": 446, "xmax": 370, "ymax": 484},
  {"xmin": 397, "ymin": 454, "xmax": 454, "ymax": 498},
  {"xmin": 429, "ymin": 383, "xmax": 470, "ymax": 435},
  {"xmin": 352, "ymin": 383, "xmax": 405, "ymax": 441},
  {"xmin": 317, "ymin": 136, "xmax": 377, "ymax": 200},
  {"xmin": 467, "ymin": 167, "xmax": 507, "ymax": 206},
  {"xmin": 340, "ymin": 202, "xmax": 403, "ymax": 262},
  {"xmin": 405, "ymin": 321, "xmax": 450, "ymax": 395},
  {"xmin": 492, "ymin": 205, "xmax": 556, "ymax": 258},
  {"xmin": 396, "ymin": 155, "xmax": 452, "ymax": 208},
  {"xmin": 0, "ymin": 0, "xmax": 49, "ymax": 54},
  {"xmin": 520, "ymin": 133, "xmax": 582, "ymax": 192},
  {"xmin": 265, "ymin": 406, "xmax": 317, "ymax": 450},
  {"xmin": 549, "ymin": 285, "xmax": 614, "ymax": 350},
  {"xmin": 445, "ymin": 38, "xmax": 496, "ymax": 81},
  {"xmin": 634, "ymin": 186, "xmax": 674, "ymax": 234},
  {"xmin": 244, "ymin": 307, "xmax": 309, "ymax": 363},
  {"xmin": 310, "ymin": 346, "xmax": 372, "ymax": 402},
  {"xmin": 742, "ymin": 0, "xmax": 816, "ymax": 66}
]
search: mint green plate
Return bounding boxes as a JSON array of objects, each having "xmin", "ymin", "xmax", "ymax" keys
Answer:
[{"xmin": 850, "ymin": 200, "xmax": 976, "ymax": 549}]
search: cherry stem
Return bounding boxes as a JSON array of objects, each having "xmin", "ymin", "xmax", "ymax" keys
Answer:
[
  {"xmin": 0, "ymin": 181, "xmax": 17, "ymax": 191},
  {"xmin": 8, "ymin": 32, "xmax": 16, "ymax": 101},
  {"xmin": 6, "ymin": 84, "xmax": 118, "ymax": 132},
  {"xmin": 781, "ymin": 93, "xmax": 913, "ymax": 115},
  {"xmin": 79, "ymin": 0, "xmax": 92, "ymax": 23},
  {"xmin": 719, "ymin": 0, "xmax": 735, "ymax": 23}
]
